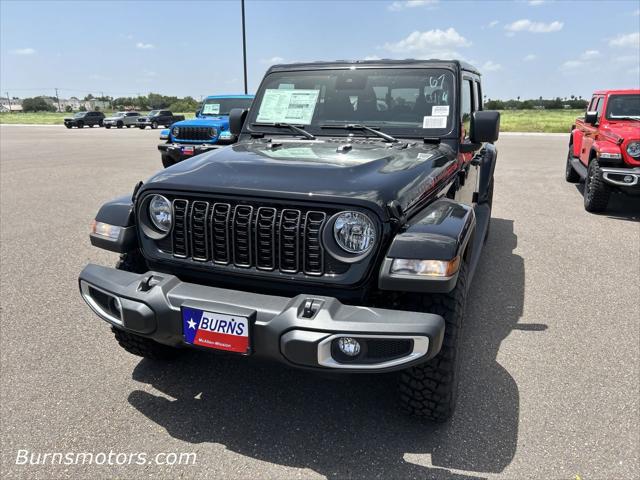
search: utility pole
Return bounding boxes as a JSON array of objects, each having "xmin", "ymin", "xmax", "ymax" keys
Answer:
[
  {"xmin": 54, "ymin": 88, "xmax": 62, "ymax": 112},
  {"xmin": 5, "ymin": 92, "xmax": 11, "ymax": 113},
  {"xmin": 241, "ymin": 0, "xmax": 248, "ymax": 94}
]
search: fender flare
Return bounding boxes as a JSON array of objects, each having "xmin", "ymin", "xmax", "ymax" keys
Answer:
[
  {"xmin": 378, "ymin": 198, "xmax": 475, "ymax": 294},
  {"xmin": 90, "ymin": 195, "xmax": 137, "ymax": 253},
  {"xmin": 477, "ymin": 143, "xmax": 497, "ymax": 204}
]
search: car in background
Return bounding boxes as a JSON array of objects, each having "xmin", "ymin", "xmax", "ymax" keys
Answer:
[
  {"xmin": 103, "ymin": 111, "xmax": 141, "ymax": 129},
  {"xmin": 64, "ymin": 111, "xmax": 105, "ymax": 129},
  {"xmin": 159, "ymin": 128, "xmax": 170, "ymax": 140},
  {"xmin": 566, "ymin": 89, "xmax": 640, "ymax": 212},
  {"xmin": 137, "ymin": 110, "xmax": 185, "ymax": 129},
  {"xmin": 157, "ymin": 94, "xmax": 253, "ymax": 167}
]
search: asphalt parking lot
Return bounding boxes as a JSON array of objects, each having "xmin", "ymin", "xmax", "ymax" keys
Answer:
[{"xmin": 1, "ymin": 125, "xmax": 638, "ymax": 479}]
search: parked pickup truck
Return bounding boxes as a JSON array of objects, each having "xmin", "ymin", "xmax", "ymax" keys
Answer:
[
  {"xmin": 566, "ymin": 89, "xmax": 640, "ymax": 212},
  {"xmin": 79, "ymin": 59, "xmax": 500, "ymax": 421},
  {"xmin": 104, "ymin": 111, "xmax": 141, "ymax": 129},
  {"xmin": 158, "ymin": 95, "xmax": 254, "ymax": 167},
  {"xmin": 137, "ymin": 110, "xmax": 185, "ymax": 129}
]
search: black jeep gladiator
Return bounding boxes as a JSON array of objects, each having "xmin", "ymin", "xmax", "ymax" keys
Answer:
[{"xmin": 79, "ymin": 60, "xmax": 499, "ymax": 421}]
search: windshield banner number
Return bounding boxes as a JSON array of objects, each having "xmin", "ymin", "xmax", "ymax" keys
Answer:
[
  {"xmin": 257, "ymin": 89, "xmax": 320, "ymax": 125},
  {"xmin": 202, "ymin": 103, "xmax": 221, "ymax": 115}
]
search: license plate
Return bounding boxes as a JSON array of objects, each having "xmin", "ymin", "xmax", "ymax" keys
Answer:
[
  {"xmin": 181, "ymin": 146, "xmax": 195, "ymax": 155},
  {"xmin": 182, "ymin": 306, "xmax": 250, "ymax": 354}
]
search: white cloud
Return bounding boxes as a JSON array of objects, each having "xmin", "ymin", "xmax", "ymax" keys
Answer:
[
  {"xmin": 580, "ymin": 49, "xmax": 600, "ymax": 60},
  {"xmin": 613, "ymin": 54, "xmax": 640, "ymax": 63},
  {"xmin": 505, "ymin": 19, "xmax": 563, "ymax": 33},
  {"xmin": 388, "ymin": 0, "xmax": 438, "ymax": 11},
  {"xmin": 261, "ymin": 56, "xmax": 285, "ymax": 64},
  {"xmin": 561, "ymin": 60, "xmax": 583, "ymax": 70},
  {"xmin": 482, "ymin": 60, "xmax": 502, "ymax": 71},
  {"xmin": 10, "ymin": 47, "xmax": 35, "ymax": 55},
  {"xmin": 560, "ymin": 50, "xmax": 601, "ymax": 71},
  {"xmin": 523, "ymin": 53, "xmax": 537, "ymax": 61},
  {"xmin": 609, "ymin": 32, "xmax": 640, "ymax": 48},
  {"xmin": 136, "ymin": 42, "xmax": 154, "ymax": 49},
  {"xmin": 383, "ymin": 28, "xmax": 471, "ymax": 59}
]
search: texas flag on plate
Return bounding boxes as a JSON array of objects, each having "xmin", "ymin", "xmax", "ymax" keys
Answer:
[{"xmin": 182, "ymin": 306, "xmax": 250, "ymax": 354}]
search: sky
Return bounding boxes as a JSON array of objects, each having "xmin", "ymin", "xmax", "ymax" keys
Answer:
[{"xmin": 1, "ymin": 0, "xmax": 639, "ymax": 101}]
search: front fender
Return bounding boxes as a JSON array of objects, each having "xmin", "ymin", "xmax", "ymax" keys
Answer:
[
  {"xmin": 477, "ymin": 144, "xmax": 497, "ymax": 203},
  {"xmin": 90, "ymin": 195, "xmax": 137, "ymax": 253},
  {"xmin": 592, "ymin": 138, "xmax": 624, "ymax": 167},
  {"xmin": 378, "ymin": 198, "xmax": 475, "ymax": 293}
]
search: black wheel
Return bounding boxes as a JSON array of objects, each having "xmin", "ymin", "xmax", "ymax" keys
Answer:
[
  {"xmin": 161, "ymin": 153, "xmax": 175, "ymax": 168},
  {"xmin": 113, "ymin": 250, "xmax": 180, "ymax": 360},
  {"xmin": 138, "ymin": 125, "xmax": 145, "ymax": 129},
  {"xmin": 98, "ymin": 120, "xmax": 104, "ymax": 127},
  {"xmin": 583, "ymin": 158, "xmax": 611, "ymax": 212},
  {"xmin": 398, "ymin": 263, "xmax": 468, "ymax": 422},
  {"xmin": 151, "ymin": 121, "xmax": 158, "ymax": 129},
  {"xmin": 126, "ymin": 125, "xmax": 131, "ymax": 128},
  {"xmin": 65, "ymin": 124, "xmax": 72, "ymax": 129},
  {"xmin": 77, "ymin": 121, "xmax": 84, "ymax": 128},
  {"xmin": 565, "ymin": 146, "xmax": 580, "ymax": 183},
  {"xmin": 105, "ymin": 124, "xmax": 111, "ymax": 129},
  {"xmin": 117, "ymin": 121, "xmax": 123, "ymax": 129},
  {"xmin": 90, "ymin": 124, "xmax": 95, "ymax": 128}
]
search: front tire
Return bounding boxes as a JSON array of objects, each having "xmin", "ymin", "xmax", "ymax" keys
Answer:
[
  {"xmin": 584, "ymin": 159, "xmax": 611, "ymax": 212},
  {"xmin": 117, "ymin": 121, "xmax": 123, "ymax": 129},
  {"xmin": 112, "ymin": 251, "xmax": 180, "ymax": 360},
  {"xmin": 105, "ymin": 124, "xmax": 111, "ymax": 129},
  {"xmin": 138, "ymin": 125, "xmax": 145, "ymax": 129},
  {"xmin": 398, "ymin": 263, "xmax": 468, "ymax": 422},
  {"xmin": 565, "ymin": 147, "xmax": 580, "ymax": 183},
  {"xmin": 77, "ymin": 121, "xmax": 84, "ymax": 128},
  {"xmin": 151, "ymin": 121, "xmax": 158, "ymax": 129}
]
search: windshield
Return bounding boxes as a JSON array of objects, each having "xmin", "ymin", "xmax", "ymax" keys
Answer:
[
  {"xmin": 606, "ymin": 94, "xmax": 640, "ymax": 120},
  {"xmin": 113, "ymin": 112, "xmax": 125, "ymax": 117},
  {"xmin": 148, "ymin": 110, "xmax": 160, "ymax": 116},
  {"xmin": 201, "ymin": 97, "xmax": 253, "ymax": 116},
  {"xmin": 246, "ymin": 68, "xmax": 455, "ymax": 137},
  {"xmin": 73, "ymin": 112, "xmax": 85, "ymax": 118}
]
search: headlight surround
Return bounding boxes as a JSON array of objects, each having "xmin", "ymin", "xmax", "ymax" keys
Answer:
[
  {"xmin": 333, "ymin": 211, "xmax": 376, "ymax": 254},
  {"xmin": 627, "ymin": 141, "xmax": 640, "ymax": 158},
  {"xmin": 172, "ymin": 126, "xmax": 180, "ymax": 137},
  {"xmin": 148, "ymin": 195, "xmax": 172, "ymax": 233}
]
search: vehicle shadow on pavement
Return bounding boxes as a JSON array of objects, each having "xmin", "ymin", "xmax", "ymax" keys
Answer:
[
  {"xmin": 128, "ymin": 218, "xmax": 531, "ymax": 479},
  {"xmin": 574, "ymin": 185, "xmax": 640, "ymax": 221}
]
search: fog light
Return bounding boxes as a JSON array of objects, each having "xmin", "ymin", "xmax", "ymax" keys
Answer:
[
  {"xmin": 624, "ymin": 175, "xmax": 634, "ymax": 183},
  {"xmin": 337, "ymin": 337, "xmax": 361, "ymax": 357}
]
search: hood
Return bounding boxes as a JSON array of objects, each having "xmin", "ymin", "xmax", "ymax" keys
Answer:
[
  {"xmin": 174, "ymin": 117, "xmax": 229, "ymax": 127},
  {"xmin": 602, "ymin": 121, "xmax": 640, "ymax": 140},
  {"xmin": 104, "ymin": 116, "xmax": 123, "ymax": 121},
  {"xmin": 142, "ymin": 139, "xmax": 458, "ymax": 219}
]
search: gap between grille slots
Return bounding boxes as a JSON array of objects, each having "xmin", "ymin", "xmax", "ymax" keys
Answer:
[{"xmin": 170, "ymin": 198, "xmax": 330, "ymax": 276}]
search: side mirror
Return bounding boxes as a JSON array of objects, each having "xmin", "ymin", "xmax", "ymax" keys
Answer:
[
  {"xmin": 229, "ymin": 108, "xmax": 248, "ymax": 135},
  {"xmin": 470, "ymin": 110, "xmax": 500, "ymax": 144},
  {"xmin": 584, "ymin": 111, "xmax": 598, "ymax": 125}
]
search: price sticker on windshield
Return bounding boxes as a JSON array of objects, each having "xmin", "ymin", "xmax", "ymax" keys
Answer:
[
  {"xmin": 423, "ymin": 116, "xmax": 448, "ymax": 129},
  {"xmin": 431, "ymin": 105, "xmax": 449, "ymax": 116},
  {"xmin": 257, "ymin": 89, "xmax": 320, "ymax": 125},
  {"xmin": 202, "ymin": 103, "xmax": 220, "ymax": 114}
]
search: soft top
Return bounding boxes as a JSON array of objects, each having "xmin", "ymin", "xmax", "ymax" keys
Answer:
[{"xmin": 266, "ymin": 59, "xmax": 480, "ymax": 76}]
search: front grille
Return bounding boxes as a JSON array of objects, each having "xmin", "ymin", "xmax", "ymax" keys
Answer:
[
  {"xmin": 175, "ymin": 126, "xmax": 216, "ymax": 141},
  {"xmin": 170, "ymin": 197, "xmax": 330, "ymax": 276}
]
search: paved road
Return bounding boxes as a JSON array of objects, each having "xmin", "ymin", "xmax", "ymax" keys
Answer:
[{"xmin": 1, "ymin": 126, "xmax": 638, "ymax": 479}]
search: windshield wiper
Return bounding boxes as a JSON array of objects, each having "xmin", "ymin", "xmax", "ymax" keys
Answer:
[
  {"xmin": 252, "ymin": 122, "xmax": 316, "ymax": 140},
  {"xmin": 320, "ymin": 123, "xmax": 398, "ymax": 143},
  {"xmin": 610, "ymin": 115, "xmax": 640, "ymax": 121}
]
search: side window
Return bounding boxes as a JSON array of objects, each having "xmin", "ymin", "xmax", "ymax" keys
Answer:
[
  {"xmin": 588, "ymin": 96, "xmax": 598, "ymax": 112},
  {"xmin": 595, "ymin": 97, "xmax": 604, "ymax": 121},
  {"xmin": 474, "ymin": 81, "xmax": 482, "ymax": 110},
  {"xmin": 461, "ymin": 79, "xmax": 474, "ymax": 138}
]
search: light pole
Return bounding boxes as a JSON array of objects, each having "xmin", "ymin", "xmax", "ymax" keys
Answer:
[{"xmin": 241, "ymin": 0, "xmax": 248, "ymax": 94}]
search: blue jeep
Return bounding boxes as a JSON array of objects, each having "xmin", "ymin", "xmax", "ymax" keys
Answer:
[{"xmin": 158, "ymin": 95, "xmax": 253, "ymax": 167}]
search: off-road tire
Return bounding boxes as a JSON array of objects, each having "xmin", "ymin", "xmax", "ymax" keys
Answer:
[
  {"xmin": 584, "ymin": 158, "xmax": 611, "ymax": 212},
  {"xmin": 161, "ymin": 153, "xmax": 175, "ymax": 168},
  {"xmin": 112, "ymin": 327, "xmax": 178, "ymax": 360},
  {"xmin": 399, "ymin": 263, "xmax": 468, "ymax": 422},
  {"xmin": 112, "ymin": 250, "xmax": 179, "ymax": 360},
  {"xmin": 105, "ymin": 124, "xmax": 111, "ymax": 129},
  {"xmin": 565, "ymin": 147, "xmax": 580, "ymax": 183},
  {"xmin": 65, "ymin": 124, "xmax": 72, "ymax": 129}
]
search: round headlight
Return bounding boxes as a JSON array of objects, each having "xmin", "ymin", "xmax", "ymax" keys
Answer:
[
  {"xmin": 627, "ymin": 141, "xmax": 640, "ymax": 158},
  {"xmin": 210, "ymin": 127, "xmax": 218, "ymax": 138},
  {"xmin": 172, "ymin": 126, "xmax": 179, "ymax": 137},
  {"xmin": 333, "ymin": 211, "xmax": 376, "ymax": 254},
  {"xmin": 149, "ymin": 195, "xmax": 172, "ymax": 233}
]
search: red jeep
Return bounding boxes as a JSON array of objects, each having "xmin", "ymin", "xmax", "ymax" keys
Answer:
[{"xmin": 566, "ymin": 89, "xmax": 640, "ymax": 212}]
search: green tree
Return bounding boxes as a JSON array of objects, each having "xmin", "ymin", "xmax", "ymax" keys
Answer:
[
  {"xmin": 22, "ymin": 97, "xmax": 56, "ymax": 112},
  {"xmin": 65, "ymin": 105, "xmax": 73, "ymax": 113}
]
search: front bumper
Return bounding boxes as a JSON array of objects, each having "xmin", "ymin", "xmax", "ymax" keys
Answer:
[
  {"xmin": 158, "ymin": 143, "xmax": 223, "ymax": 163},
  {"xmin": 79, "ymin": 264, "xmax": 445, "ymax": 372},
  {"xmin": 601, "ymin": 166, "xmax": 640, "ymax": 189}
]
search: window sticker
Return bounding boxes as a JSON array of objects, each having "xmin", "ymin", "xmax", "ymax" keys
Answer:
[
  {"xmin": 423, "ymin": 116, "xmax": 447, "ymax": 129},
  {"xmin": 431, "ymin": 105, "xmax": 449, "ymax": 116},
  {"xmin": 256, "ymin": 89, "xmax": 320, "ymax": 125},
  {"xmin": 202, "ymin": 103, "xmax": 220, "ymax": 114}
]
